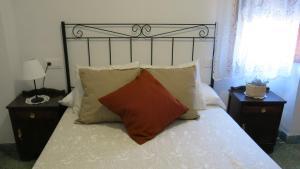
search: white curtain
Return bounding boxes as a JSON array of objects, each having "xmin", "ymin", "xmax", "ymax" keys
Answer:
[
  {"xmin": 214, "ymin": 0, "xmax": 239, "ymax": 80},
  {"xmin": 232, "ymin": 0, "xmax": 300, "ymax": 82}
]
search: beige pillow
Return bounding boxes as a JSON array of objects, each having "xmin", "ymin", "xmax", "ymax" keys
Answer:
[
  {"xmin": 144, "ymin": 65, "xmax": 204, "ymax": 119},
  {"xmin": 72, "ymin": 62, "xmax": 139, "ymax": 115},
  {"xmin": 77, "ymin": 68, "xmax": 140, "ymax": 123}
]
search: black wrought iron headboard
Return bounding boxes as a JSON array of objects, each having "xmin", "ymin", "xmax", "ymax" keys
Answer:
[{"xmin": 61, "ymin": 21, "xmax": 217, "ymax": 93}]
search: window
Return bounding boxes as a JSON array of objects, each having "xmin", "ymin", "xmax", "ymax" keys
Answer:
[{"xmin": 232, "ymin": 0, "xmax": 300, "ymax": 81}]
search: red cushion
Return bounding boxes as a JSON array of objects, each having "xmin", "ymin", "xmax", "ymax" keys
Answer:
[{"xmin": 99, "ymin": 69, "xmax": 188, "ymax": 144}]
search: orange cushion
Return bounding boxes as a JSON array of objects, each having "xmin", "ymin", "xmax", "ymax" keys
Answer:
[{"xmin": 99, "ymin": 69, "xmax": 188, "ymax": 144}]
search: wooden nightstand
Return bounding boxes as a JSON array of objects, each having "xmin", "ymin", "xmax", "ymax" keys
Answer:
[
  {"xmin": 227, "ymin": 86, "xmax": 286, "ymax": 153},
  {"xmin": 6, "ymin": 89, "xmax": 66, "ymax": 160}
]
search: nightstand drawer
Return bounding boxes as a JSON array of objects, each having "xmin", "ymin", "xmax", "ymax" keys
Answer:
[
  {"xmin": 13, "ymin": 110, "xmax": 58, "ymax": 120},
  {"xmin": 242, "ymin": 105, "xmax": 282, "ymax": 114}
]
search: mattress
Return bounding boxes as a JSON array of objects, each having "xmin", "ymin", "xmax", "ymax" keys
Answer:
[{"xmin": 33, "ymin": 106, "xmax": 281, "ymax": 169}]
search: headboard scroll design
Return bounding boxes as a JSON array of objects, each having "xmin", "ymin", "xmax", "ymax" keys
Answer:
[
  {"xmin": 61, "ymin": 22, "xmax": 217, "ymax": 93},
  {"xmin": 70, "ymin": 24, "xmax": 213, "ymax": 39}
]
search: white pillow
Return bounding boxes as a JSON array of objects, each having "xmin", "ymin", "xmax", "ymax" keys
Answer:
[
  {"xmin": 201, "ymin": 83, "xmax": 226, "ymax": 109},
  {"xmin": 72, "ymin": 62, "xmax": 140, "ymax": 115},
  {"xmin": 58, "ymin": 91, "xmax": 74, "ymax": 107},
  {"xmin": 140, "ymin": 60, "xmax": 197, "ymax": 69}
]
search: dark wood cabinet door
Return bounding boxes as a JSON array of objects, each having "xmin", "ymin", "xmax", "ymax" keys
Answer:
[
  {"xmin": 10, "ymin": 109, "xmax": 62, "ymax": 160},
  {"xmin": 34, "ymin": 115, "xmax": 60, "ymax": 154},
  {"xmin": 243, "ymin": 113, "xmax": 280, "ymax": 141},
  {"xmin": 13, "ymin": 116, "xmax": 38, "ymax": 160}
]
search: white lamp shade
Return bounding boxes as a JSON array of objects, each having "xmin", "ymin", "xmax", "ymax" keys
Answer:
[{"xmin": 23, "ymin": 59, "xmax": 45, "ymax": 80}]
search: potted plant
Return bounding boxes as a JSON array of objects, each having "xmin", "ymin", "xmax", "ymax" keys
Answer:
[{"xmin": 245, "ymin": 78, "xmax": 268, "ymax": 99}]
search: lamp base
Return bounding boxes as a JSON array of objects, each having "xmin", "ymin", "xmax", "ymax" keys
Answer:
[
  {"xmin": 25, "ymin": 95, "xmax": 50, "ymax": 105},
  {"xmin": 31, "ymin": 96, "xmax": 45, "ymax": 104}
]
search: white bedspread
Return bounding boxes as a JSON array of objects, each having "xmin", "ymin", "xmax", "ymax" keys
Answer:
[{"xmin": 33, "ymin": 106, "xmax": 281, "ymax": 169}]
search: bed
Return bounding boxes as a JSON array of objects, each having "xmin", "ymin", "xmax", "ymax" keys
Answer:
[
  {"xmin": 33, "ymin": 106, "xmax": 280, "ymax": 169},
  {"xmin": 32, "ymin": 22, "xmax": 281, "ymax": 169}
]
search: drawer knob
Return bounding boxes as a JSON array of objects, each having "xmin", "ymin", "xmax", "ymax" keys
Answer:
[
  {"xmin": 29, "ymin": 112, "xmax": 36, "ymax": 119},
  {"xmin": 17, "ymin": 129, "xmax": 22, "ymax": 140},
  {"xmin": 242, "ymin": 123, "xmax": 246, "ymax": 130},
  {"xmin": 261, "ymin": 107, "xmax": 266, "ymax": 113}
]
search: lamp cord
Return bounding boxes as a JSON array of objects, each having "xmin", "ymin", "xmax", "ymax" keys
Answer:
[{"xmin": 42, "ymin": 63, "xmax": 50, "ymax": 88}]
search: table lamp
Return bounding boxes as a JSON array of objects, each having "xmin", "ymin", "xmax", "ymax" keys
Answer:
[{"xmin": 22, "ymin": 59, "xmax": 48, "ymax": 104}]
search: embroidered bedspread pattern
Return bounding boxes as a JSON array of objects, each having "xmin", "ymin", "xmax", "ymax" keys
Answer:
[{"xmin": 33, "ymin": 107, "xmax": 281, "ymax": 169}]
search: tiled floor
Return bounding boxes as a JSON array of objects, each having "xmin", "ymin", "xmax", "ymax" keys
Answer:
[
  {"xmin": 270, "ymin": 140, "xmax": 300, "ymax": 169},
  {"xmin": 0, "ymin": 144, "xmax": 35, "ymax": 169},
  {"xmin": 0, "ymin": 141, "xmax": 300, "ymax": 169}
]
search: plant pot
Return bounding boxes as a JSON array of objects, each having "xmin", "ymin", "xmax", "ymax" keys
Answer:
[{"xmin": 245, "ymin": 84, "xmax": 266, "ymax": 98}]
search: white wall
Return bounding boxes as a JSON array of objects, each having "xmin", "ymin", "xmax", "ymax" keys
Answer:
[
  {"xmin": 0, "ymin": 0, "xmax": 218, "ymax": 143},
  {"xmin": 268, "ymin": 64, "xmax": 300, "ymax": 135},
  {"xmin": 13, "ymin": 0, "xmax": 218, "ymax": 90},
  {"xmin": 0, "ymin": 0, "xmax": 22, "ymax": 143}
]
